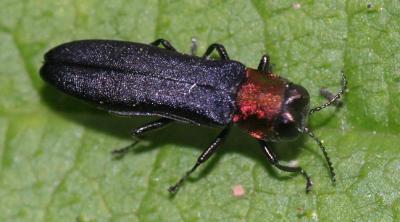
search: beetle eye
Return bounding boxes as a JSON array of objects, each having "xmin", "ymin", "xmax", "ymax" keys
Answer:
[
  {"xmin": 289, "ymin": 96, "xmax": 309, "ymax": 111},
  {"xmin": 284, "ymin": 87, "xmax": 309, "ymax": 111},
  {"xmin": 274, "ymin": 112, "xmax": 299, "ymax": 139},
  {"xmin": 282, "ymin": 84, "xmax": 310, "ymax": 131}
]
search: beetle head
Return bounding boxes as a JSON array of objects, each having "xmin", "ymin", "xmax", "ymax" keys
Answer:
[{"xmin": 272, "ymin": 83, "xmax": 310, "ymax": 140}]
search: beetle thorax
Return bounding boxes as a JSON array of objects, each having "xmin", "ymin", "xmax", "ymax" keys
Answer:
[
  {"xmin": 233, "ymin": 68, "xmax": 286, "ymax": 140},
  {"xmin": 233, "ymin": 68, "xmax": 310, "ymax": 141}
]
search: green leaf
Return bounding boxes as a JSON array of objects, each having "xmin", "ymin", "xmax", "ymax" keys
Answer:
[{"xmin": 1, "ymin": 0, "xmax": 399, "ymax": 221}]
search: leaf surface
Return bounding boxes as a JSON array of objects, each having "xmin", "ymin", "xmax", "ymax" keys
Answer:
[{"xmin": 0, "ymin": 0, "xmax": 399, "ymax": 221}]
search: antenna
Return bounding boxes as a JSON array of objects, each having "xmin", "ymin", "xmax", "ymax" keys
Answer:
[
  {"xmin": 309, "ymin": 71, "xmax": 347, "ymax": 115},
  {"xmin": 301, "ymin": 127, "xmax": 336, "ymax": 183}
]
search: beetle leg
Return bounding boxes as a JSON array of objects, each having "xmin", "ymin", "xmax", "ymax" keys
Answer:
[
  {"xmin": 258, "ymin": 140, "xmax": 313, "ymax": 193},
  {"xmin": 257, "ymin": 54, "xmax": 272, "ymax": 73},
  {"xmin": 131, "ymin": 118, "xmax": 174, "ymax": 137},
  {"xmin": 112, "ymin": 118, "xmax": 173, "ymax": 157},
  {"xmin": 151, "ymin": 39, "xmax": 177, "ymax": 51},
  {"xmin": 168, "ymin": 126, "xmax": 231, "ymax": 193},
  {"xmin": 203, "ymin": 43, "xmax": 230, "ymax": 60}
]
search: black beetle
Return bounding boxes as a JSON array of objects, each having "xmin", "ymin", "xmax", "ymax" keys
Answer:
[{"xmin": 40, "ymin": 39, "xmax": 347, "ymax": 193}]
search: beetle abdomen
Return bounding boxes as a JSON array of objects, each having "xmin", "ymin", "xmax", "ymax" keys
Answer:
[{"xmin": 40, "ymin": 40, "xmax": 246, "ymax": 125}]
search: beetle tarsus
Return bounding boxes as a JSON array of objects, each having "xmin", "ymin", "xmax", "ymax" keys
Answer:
[
  {"xmin": 111, "ymin": 118, "xmax": 173, "ymax": 158},
  {"xmin": 151, "ymin": 39, "xmax": 177, "ymax": 51},
  {"xmin": 203, "ymin": 43, "xmax": 230, "ymax": 60},
  {"xmin": 168, "ymin": 163, "xmax": 199, "ymax": 193},
  {"xmin": 111, "ymin": 141, "xmax": 139, "ymax": 158},
  {"xmin": 258, "ymin": 140, "xmax": 314, "ymax": 193},
  {"xmin": 168, "ymin": 127, "xmax": 231, "ymax": 193}
]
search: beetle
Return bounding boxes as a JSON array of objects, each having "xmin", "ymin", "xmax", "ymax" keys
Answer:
[{"xmin": 40, "ymin": 39, "xmax": 347, "ymax": 193}]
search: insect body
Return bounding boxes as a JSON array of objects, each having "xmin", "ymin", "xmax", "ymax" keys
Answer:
[{"xmin": 40, "ymin": 39, "xmax": 347, "ymax": 193}]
